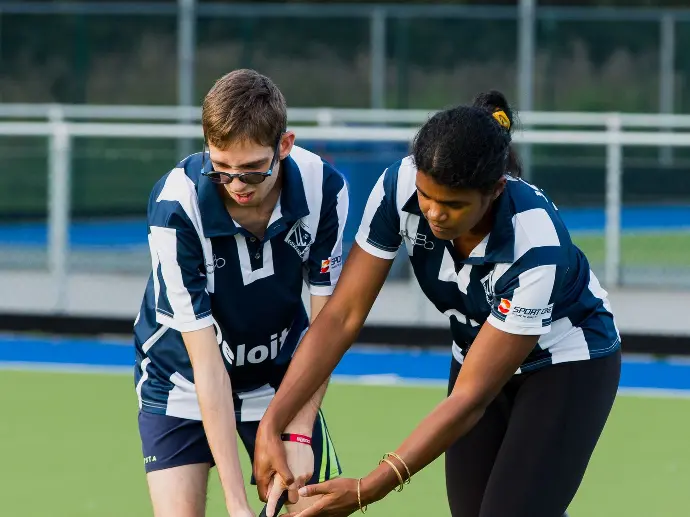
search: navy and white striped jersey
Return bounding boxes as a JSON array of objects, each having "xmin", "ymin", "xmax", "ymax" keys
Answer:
[
  {"xmin": 134, "ymin": 145, "xmax": 349, "ymax": 421},
  {"xmin": 356, "ymin": 156, "xmax": 620, "ymax": 373}
]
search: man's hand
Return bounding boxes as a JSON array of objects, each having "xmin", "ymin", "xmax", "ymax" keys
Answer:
[
  {"xmin": 264, "ymin": 441, "xmax": 314, "ymax": 517},
  {"xmin": 285, "ymin": 440, "xmax": 315, "ymax": 493}
]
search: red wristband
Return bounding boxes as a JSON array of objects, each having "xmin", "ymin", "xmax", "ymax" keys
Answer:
[{"xmin": 280, "ymin": 433, "xmax": 312, "ymax": 445}]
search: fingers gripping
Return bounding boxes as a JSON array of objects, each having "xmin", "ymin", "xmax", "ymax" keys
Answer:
[
  {"xmin": 261, "ymin": 490, "xmax": 289, "ymax": 517},
  {"xmin": 266, "ymin": 476, "xmax": 288, "ymax": 517},
  {"xmin": 298, "ymin": 481, "xmax": 332, "ymax": 499}
]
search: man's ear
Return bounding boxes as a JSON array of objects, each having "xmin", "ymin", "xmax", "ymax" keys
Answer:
[{"xmin": 280, "ymin": 131, "xmax": 296, "ymax": 159}]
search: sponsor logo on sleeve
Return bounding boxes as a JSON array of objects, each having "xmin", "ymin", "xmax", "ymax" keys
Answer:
[
  {"xmin": 320, "ymin": 255, "xmax": 342, "ymax": 274},
  {"xmin": 497, "ymin": 298, "xmax": 512, "ymax": 315},
  {"xmin": 495, "ymin": 298, "xmax": 554, "ymax": 321},
  {"xmin": 510, "ymin": 303, "xmax": 554, "ymax": 320}
]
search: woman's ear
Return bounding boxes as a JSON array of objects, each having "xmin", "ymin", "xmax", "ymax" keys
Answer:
[{"xmin": 493, "ymin": 177, "xmax": 507, "ymax": 200}]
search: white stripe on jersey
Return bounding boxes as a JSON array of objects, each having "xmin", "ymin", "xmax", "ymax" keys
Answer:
[
  {"xmin": 325, "ymin": 182, "xmax": 349, "ymax": 288},
  {"xmin": 148, "ymin": 232, "xmax": 162, "ymax": 311},
  {"xmin": 355, "ymin": 172, "xmax": 397, "ymax": 259},
  {"xmin": 395, "ymin": 156, "xmax": 417, "ymax": 212},
  {"xmin": 513, "ymin": 208, "xmax": 561, "ymax": 261},
  {"xmin": 166, "ymin": 371, "xmax": 202, "ymax": 420},
  {"xmin": 237, "ymin": 384, "xmax": 276, "ymax": 421},
  {"xmin": 444, "ymin": 309, "xmax": 479, "ymax": 327},
  {"xmin": 437, "ymin": 248, "xmax": 473, "ymax": 295},
  {"xmin": 136, "ymin": 325, "xmax": 170, "ymax": 409},
  {"xmin": 291, "ymin": 146, "xmax": 324, "ymax": 264},
  {"xmin": 136, "ymin": 358, "xmax": 152, "ymax": 409},
  {"xmin": 310, "ymin": 285, "xmax": 337, "ymax": 296},
  {"xmin": 541, "ymin": 318, "xmax": 591, "ymax": 364},
  {"xmin": 156, "ymin": 167, "xmax": 217, "ymax": 293},
  {"xmin": 488, "ymin": 264, "xmax": 557, "ymax": 335},
  {"xmin": 402, "ymin": 213, "xmax": 422, "ymax": 256},
  {"xmin": 588, "ymin": 269, "xmax": 621, "ymax": 340},
  {"xmin": 149, "ymin": 226, "xmax": 198, "ymax": 322},
  {"xmin": 488, "ymin": 208, "xmax": 561, "ymax": 288},
  {"xmin": 235, "ymin": 236, "xmax": 275, "ymax": 285},
  {"xmin": 438, "ymin": 247, "xmax": 457, "ymax": 283},
  {"xmin": 457, "ymin": 264, "xmax": 472, "ymax": 295}
]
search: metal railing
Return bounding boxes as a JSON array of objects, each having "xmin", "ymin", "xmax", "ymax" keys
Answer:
[
  {"xmin": 7, "ymin": 103, "xmax": 690, "ymax": 129},
  {"xmin": 1, "ymin": 115, "xmax": 689, "ymax": 310}
]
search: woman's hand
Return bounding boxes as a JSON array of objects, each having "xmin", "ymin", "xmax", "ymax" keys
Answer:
[
  {"xmin": 254, "ymin": 421, "xmax": 298, "ymax": 510},
  {"xmin": 283, "ymin": 478, "xmax": 363, "ymax": 517}
]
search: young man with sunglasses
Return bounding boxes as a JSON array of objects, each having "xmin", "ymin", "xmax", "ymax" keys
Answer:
[{"xmin": 133, "ymin": 69, "xmax": 348, "ymax": 517}]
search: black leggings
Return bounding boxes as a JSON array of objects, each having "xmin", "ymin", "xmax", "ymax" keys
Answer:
[{"xmin": 445, "ymin": 349, "xmax": 621, "ymax": 517}]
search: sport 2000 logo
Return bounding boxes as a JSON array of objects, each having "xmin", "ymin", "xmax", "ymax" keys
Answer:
[{"xmin": 212, "ymin": 318, "xmax": 288, "ymax": 366}]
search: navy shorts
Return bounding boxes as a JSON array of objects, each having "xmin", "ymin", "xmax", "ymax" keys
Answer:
[{"xmin": 138, "ymin": 409, "xmax": 342, "ymax": 485}]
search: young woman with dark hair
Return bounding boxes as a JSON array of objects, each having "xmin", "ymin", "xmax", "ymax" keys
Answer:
[{"xmin": 253, "ymin": 90, "xmax": 621, "ymax": 517}]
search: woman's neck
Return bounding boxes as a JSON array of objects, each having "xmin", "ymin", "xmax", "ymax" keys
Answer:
[{"xmin": 453, "ymin": 200, "xmax": 496, "ymax": 259}]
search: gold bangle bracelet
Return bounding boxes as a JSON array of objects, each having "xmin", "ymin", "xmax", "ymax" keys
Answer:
[
  {"xmin": 384, "ymin": 452, "xmax": 412, "ymax": 484},
  {"xmin": 379, "ymin": 458, "xmax": 405, "ymax": 492},
  {"xmin": 357, "ymin": 478, "xmax": 368, "ymax": 513}
]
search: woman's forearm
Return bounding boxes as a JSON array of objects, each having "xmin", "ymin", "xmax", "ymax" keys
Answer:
[
  {"xmin": 363, "ymin": 392, "xmax": 486, "ymax": 502},
  {"xmin": 362, "ymin": 326, "xmax": 540, "ymax": 504},
  {"xmin": 264, "ymin": 303, "xmax": 361, "ymax": 432}
]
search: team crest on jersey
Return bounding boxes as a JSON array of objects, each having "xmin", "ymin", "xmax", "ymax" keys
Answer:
[{"xmin": 285, "ymin": 220, "xmax": 312, "ymax": 257}]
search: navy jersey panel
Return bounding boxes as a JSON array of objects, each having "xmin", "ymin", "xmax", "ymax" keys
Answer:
[
  {"xmin": 355, "ymin": 156, "xmax": 620, "ymax": 373},
  {"xmin": 134, "ymin": 146, "xmax": 349, "ymax": 421}
]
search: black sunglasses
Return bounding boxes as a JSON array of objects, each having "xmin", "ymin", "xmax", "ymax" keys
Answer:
[{"xmin": 201, "ymin": 134, "xmax": 283, "ymax": 185}]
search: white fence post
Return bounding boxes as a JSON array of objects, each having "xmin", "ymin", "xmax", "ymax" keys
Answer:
[
  {"xmin": 177, "ymin": 0, "xmax": 197, "ymax": 161},
  {"xmin": 604, "ymin": 114, "xmax": 622, "ymax": 288},
  {"xmin": 48, "ymin": 121, "xmax": 71, "ymax": 312}
]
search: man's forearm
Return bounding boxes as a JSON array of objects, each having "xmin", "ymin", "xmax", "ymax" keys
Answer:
[
  {"xmin": 279, "ymin": 293, "xmax": 332, "ymax": 435},
  {"xmin": 195, "ymin": 360, "xmax": 250, "ymax": 512},
  {"xmin": 284, "ymin": 378, "xmax": 330, "ymax": 435},
  {"xmin": 264, "ymin": 306, "xmax": 358, "ymax": 433}
]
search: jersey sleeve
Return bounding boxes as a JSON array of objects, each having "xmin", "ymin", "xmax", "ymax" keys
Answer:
[
  {"xmin": 486, "ymin": 264, "xmax": 558, "ymax": 336},
  {"xmin": 354, "ymin": 167, "xmax": 402, "ymax": 259},
  {"xmin": 147, "ymin": 201, "xmax": 213, "ymax": 332},
  {"xmin": 304, "ymin": 164, "xmax": 350, "ymax": 296}
]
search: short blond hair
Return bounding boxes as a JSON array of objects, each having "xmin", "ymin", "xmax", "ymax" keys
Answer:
[{"xmin": 202, "ymin": 69, "xmax": 287, "ymax": 149}]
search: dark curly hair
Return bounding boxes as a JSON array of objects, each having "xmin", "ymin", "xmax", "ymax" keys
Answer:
[{"xmin": 412, "ymin": 90, "xmax": 522, "ymax": 193}]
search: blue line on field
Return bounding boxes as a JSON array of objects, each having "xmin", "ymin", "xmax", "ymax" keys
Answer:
[
  {"xmin": 0, "ymin": 334, "xmax": 688, "ymax": 392},
  {"xmin": 557, "ymin": 205, "xmax": 690, "ymax": 232},
  {"xmin": 1, "ymin": 205, "xmax": 689, "ymax": 247}
]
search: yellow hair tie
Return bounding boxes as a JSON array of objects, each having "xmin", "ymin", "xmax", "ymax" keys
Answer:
[{"xmin": 492, "ymin": 110, "xmax": 511, "ymax": 130}]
